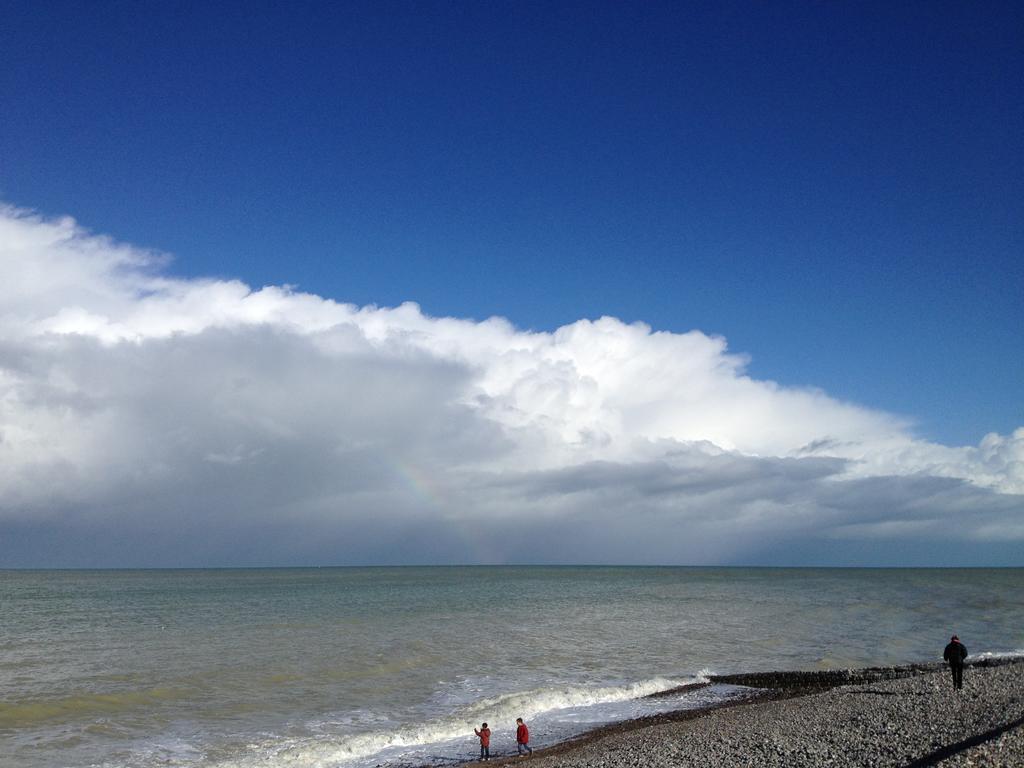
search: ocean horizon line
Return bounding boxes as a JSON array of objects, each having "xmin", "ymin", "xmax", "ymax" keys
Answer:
[{"xmin": 3, "ymin": 563, "xmax": 1022, "ymax": 572}]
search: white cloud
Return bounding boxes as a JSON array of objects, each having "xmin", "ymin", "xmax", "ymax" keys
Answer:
[{"xmin": 0, "ymin": 206, "xmax": 1021, "ymax": 565}]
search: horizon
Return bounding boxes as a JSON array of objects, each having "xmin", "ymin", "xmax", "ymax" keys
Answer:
[{"xmin": 4, "ymin": 563, "xmax": 1023, "ymax": 572}]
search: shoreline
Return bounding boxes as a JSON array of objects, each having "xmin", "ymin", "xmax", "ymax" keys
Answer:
[{"xmin": 440, "ymin": 656, "xmax": 1024, "ymax": 767}]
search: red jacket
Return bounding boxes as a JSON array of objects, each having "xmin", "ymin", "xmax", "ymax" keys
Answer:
[
  {"xmin": 516, "ymin": 724, "xmax": 529, "ymax": 744},
  {"xmin": 475, "ymin": 728, "xmax": 490, "ymax": 747}
]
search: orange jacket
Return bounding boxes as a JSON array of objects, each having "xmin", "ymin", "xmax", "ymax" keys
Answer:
[{"xmin": 475, "ymin": 727, "xmax": 490, "ymax": 747}]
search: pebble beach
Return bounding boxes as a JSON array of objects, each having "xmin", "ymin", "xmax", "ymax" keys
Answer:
[{"xmin": 475, "ymin": 659, "xmax": 1024, "ymax": 768}]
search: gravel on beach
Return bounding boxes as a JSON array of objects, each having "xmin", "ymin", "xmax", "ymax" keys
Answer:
[{"xmin": 500, "ymin": 660, "xmax": 1024, "ymax": 768}]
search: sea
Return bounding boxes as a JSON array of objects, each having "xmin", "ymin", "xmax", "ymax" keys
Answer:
[{"xmin": 2, "ymin": 567, "xmax": 1022, "ymax": 768}]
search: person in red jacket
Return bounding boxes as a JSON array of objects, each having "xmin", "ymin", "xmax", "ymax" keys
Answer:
[
  {"xmin": 473, "ymin": 722, "xmax": 491, "ymax": 761},
  {"xmin": 515, "ymin": 717, "xmax": 533, "ymax": 756}
]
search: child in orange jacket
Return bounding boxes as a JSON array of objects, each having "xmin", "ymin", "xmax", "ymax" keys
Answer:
[{"xmin": 474, "ymin": 722, "xmax": 491, "ymax": 761}]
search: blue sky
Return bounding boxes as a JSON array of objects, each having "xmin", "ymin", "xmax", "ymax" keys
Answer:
[
  {"xmin": 2, "ymin": 1, "xmax": 1020, "ymax": 445},
  {"xmin": 0, "ymin": 2, "xmax": 1021, "ymax": 566}
]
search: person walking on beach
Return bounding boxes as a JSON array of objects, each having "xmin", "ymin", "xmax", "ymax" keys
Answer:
[
  {"xmin": 515, "ymin": 717, "xmax": 533, "ymax": 756},
  {"xmin": 474, "ymin": 722, "xmax": 491, "ymax": 761},
  {"xmin": 943, "ymin": 634, "xmax": 968, "ymax": 690}
]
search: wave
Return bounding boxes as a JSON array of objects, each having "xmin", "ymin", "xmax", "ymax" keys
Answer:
[
  {"xmin": 969, "ymin": 649, "xmax": 1024, "ymax": 661},
  {"xmin": 215, "ymin": 675, "xmax": 699, "ymax": 767},
  {"xmin": 460, "ymin": 675, "xmax": 695, "ymax": 719}
]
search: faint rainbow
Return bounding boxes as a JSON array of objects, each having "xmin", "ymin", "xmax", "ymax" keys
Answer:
[{"xmin": 387, "ymin": 459, "xmax": 497, "ymax": 563}]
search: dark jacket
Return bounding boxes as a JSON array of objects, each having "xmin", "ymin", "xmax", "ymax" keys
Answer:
[{"xmin": 943, "ymin": 640, "xmax": 967, "ymax": 666}]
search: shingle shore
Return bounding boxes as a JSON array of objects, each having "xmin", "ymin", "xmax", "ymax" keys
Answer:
[{"xmin": 474, "ymin": 658, "xmax": 1024, "ymax": 768}]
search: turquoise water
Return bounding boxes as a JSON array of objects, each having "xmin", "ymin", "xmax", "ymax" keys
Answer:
[{"xmin": 2, "ymin": 567, "xmax": 1022, "ymax": 767}]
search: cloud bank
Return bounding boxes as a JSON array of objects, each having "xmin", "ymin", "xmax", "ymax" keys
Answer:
[{"xmin": 1, "ymin": 206, "xmax": 1021, "ymax": 566}]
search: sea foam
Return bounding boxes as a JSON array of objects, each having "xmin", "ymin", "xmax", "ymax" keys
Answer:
[{"xmin": 215, "ymin": 676, "xmax": 698, "ymax": 767}]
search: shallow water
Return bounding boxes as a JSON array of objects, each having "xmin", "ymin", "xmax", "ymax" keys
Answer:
[{"xmin": 2, "ymin": 567, "xmax": 1022, "ymax": 767}]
